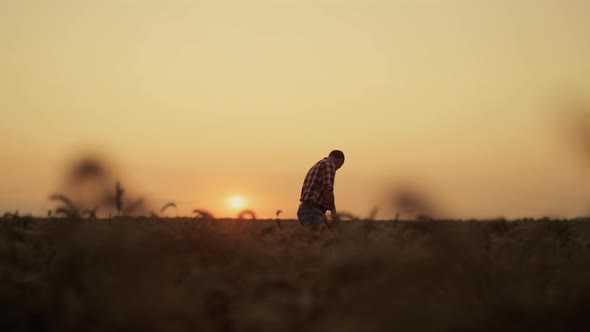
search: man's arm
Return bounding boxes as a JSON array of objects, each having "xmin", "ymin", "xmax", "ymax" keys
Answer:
[
  {"xmin": 323, "ymin": 160, "xmax": 339, "ymax": 223},
  {"xmin": 324, "ymin": 189, "xmax": 338, "ymax": 219}
]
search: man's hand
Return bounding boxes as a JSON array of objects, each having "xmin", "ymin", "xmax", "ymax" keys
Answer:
[
  {"xmin": 330, "ymin": 210, "xmax": 340, "ymax": 223},
  {"xmin": 322, "ymin": 211, "xmax": 339, "ymax": 231},
  {"xmin": 323, "ymin": 213, "xmax": 335, "ymax": 231}
]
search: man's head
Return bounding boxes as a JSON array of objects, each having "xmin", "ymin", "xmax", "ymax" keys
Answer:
[{"xmin": 328, "ymin": 150, "xmax": 345, "ymax": 170}]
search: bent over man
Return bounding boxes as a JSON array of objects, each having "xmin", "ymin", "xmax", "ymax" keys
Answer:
[{"xmin": 298, "ymin": 150, "xmax": 345, "ymax": 228}]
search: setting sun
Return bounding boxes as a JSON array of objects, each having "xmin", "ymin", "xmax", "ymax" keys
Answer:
[{"xmin": 229, "ymin": 196, "xmax": 245, "ymax": 210}]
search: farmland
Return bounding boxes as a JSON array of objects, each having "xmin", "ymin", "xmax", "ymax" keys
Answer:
[{"xmin": 2, "ymin": 217, "xmax": 590, "ymax": 331}]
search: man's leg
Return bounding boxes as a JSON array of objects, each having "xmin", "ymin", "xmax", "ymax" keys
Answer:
[{"xmin": 297, "ymin": 205, "xmax": 326, "ymax": 227}]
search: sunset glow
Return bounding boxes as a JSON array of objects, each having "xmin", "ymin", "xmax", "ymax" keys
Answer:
[
  {"xmin": 229, "ymin": 196, "xmax": 245, "ymax": 210},
  {"xmin": 0, "ymin": 0, "xmax": 589, "ymax": 219}
]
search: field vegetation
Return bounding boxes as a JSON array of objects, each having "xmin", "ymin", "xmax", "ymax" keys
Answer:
[{"xmin": 2, "ymin": 215, "xmax": 590, "ymax": 331}]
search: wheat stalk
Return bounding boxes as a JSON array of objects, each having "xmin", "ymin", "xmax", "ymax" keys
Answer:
[
  {"xmin": 368, "ymin": 206, "xmax": 379, "ymax": 220},
  {"xmin": 237, "ymin": 209, "xmax": 256, "ymax": 220},
  {"xmin": 115, "ymin": 181, "xmax": 124, "ymax": 216},
  {"xmin": 2, "ymin": 211, "xmax": 35, "ymax": 229},
  {"xmin": 192, "ymin": 209, "xmax": 214, "ymax": 220},
  {"xmin": 336, "ymin": 211, "xmax": 360, "ymax": 221},
  {"xmin": 82, "ymin": 207, "xmax": 99, "ymax": 220},
  {"xmin": 3, "ymin": 210, "xmax": 19, "ymax": 221},
  {"xmin": 160, "ymin": 202, "xmax": 177, "ymax": 214},
  {"xmin": 55, "ymin": 207, "xmax": 76, "ymax": 218},
  {"xmin": 125, "ymin": 197, "xmax": 145, "ymax": 215},
  {"xmin": 49, "ymin": 194, "xmax": 80, "ymax": 219},
  {"xmin": 49, "ymin": 194, "xmax": 75, "ymax": 209},
  {"xmin": 275, "ymin": 209, "xmax": 283, "ymax": 230}
]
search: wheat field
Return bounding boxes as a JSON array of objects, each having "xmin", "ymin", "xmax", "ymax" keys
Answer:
[{"xmin": 2, "ymin": 216, "xmax": 590, "ymax": 332}]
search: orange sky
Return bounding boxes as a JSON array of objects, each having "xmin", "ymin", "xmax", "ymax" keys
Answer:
[{"xmin": 1, "ymin": 0, "xmax": 589, "ymax": 219}]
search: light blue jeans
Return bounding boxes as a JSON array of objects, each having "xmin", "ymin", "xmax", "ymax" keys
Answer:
[{"xmin": 297, "ymin": 204, "xmax": 326, "ymax": 227}]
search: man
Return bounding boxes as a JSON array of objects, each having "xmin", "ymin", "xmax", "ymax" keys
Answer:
[{"xmin": 298, "ymin": 150, "xmax": 345, "ymax": 228}]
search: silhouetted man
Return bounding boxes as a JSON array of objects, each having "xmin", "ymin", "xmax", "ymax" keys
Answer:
[{"xmin": 298, "ymin": 150, "xmax": 345, "ymax": 228}]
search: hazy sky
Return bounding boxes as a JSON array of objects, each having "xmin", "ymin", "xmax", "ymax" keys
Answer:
[{"xmin": 1, "ymin": 0, "xmax": 589, "ymax": 219}]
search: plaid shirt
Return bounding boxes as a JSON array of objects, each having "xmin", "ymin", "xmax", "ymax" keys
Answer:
[{"xmin": 300, "ymin": 157, "xmax": 336, "ymax": 210}]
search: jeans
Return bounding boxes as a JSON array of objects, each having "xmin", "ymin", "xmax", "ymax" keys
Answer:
[{"xmin": 297, "ymin": 204, "xmax": 326, "ymax": 227}]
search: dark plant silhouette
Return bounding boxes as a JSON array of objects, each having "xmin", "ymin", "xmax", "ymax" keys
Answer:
[
  {"xmin": 2, "ymin": 211, "xmax": 35, "ymax": 229},
  {"xmin": 3, "ymin": 210, "xmax": 19, "ymax": 220},
  {"xmin": 55, "ymin": 207, "xmax": 77, "ymax": 218},
  {"xmin": 275, "ymin": 209, "xmax": 283, "ymax": 230},
  {"xmin": 193, "ymin": 209, "xmax": 214, "ymax": 220},
  {"xmin": 336, "ymin": 211, "xmax": 360, "ymax": 221},
  {"xmin": 368, "ymin": 206, "xmax": 379, "ymax": 220},
  {"xmin": 160, "ymin": 202, "xmax": 177, "ymax": 214},
  {"xmin": 238, "ymin": 209, "xmax": 256, "ymax": 220},
  {"xmin": 115, "ymin": 181, "xmax": 124, "ymax": 216},
  {"xmin": 82, "ymin": 207, "xmax": 99, "ymax": 220},
  {"xmin": 49, "ymin": 194, "xmax": 80, "ymax": 219},
  {"xmin": 125, "ymin": 197, "xmax": 145, "ymax": 215}
]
